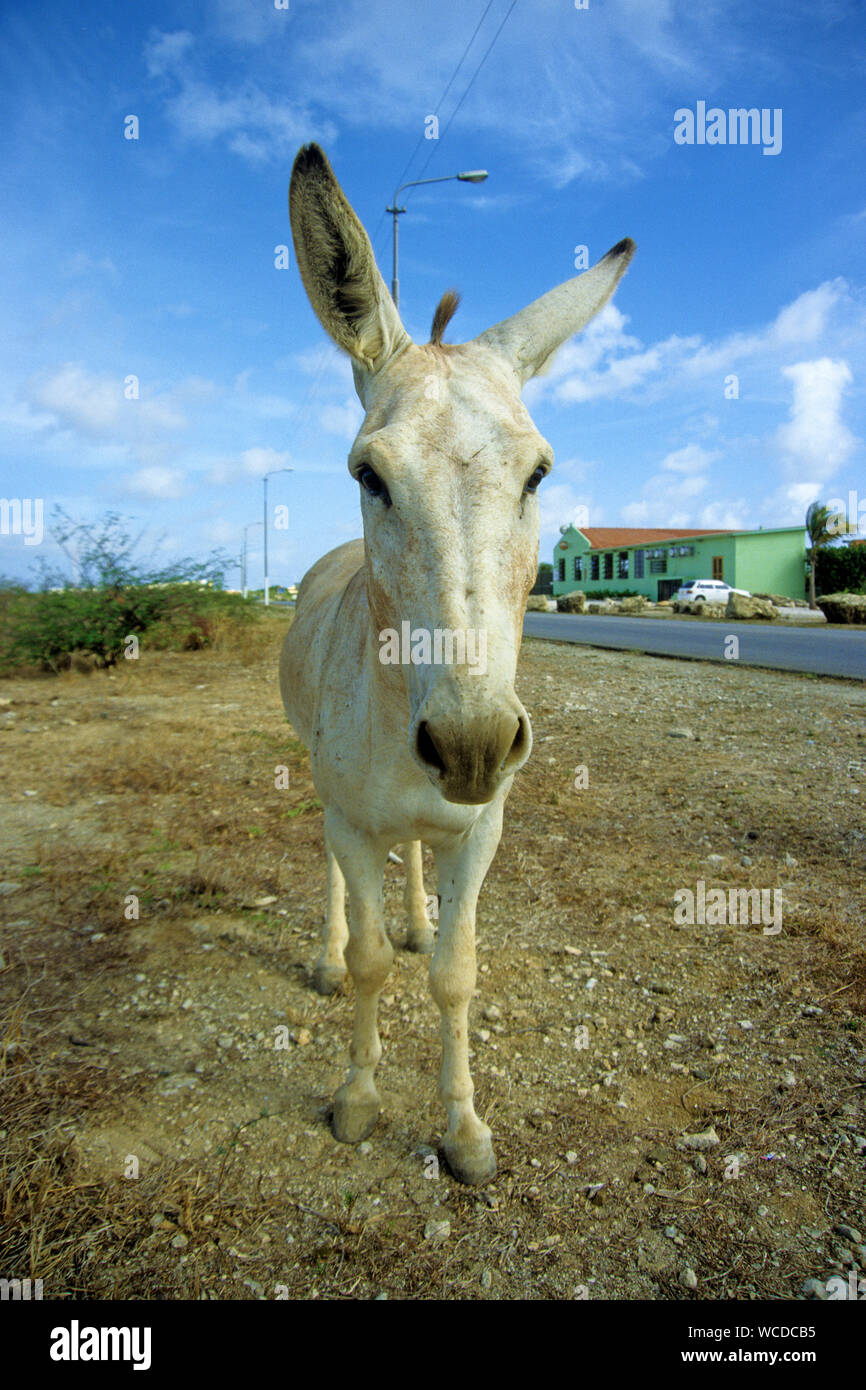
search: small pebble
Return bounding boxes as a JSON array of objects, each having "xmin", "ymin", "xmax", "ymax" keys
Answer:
[{"xmin": 424, "ymin": 1218, "xmax": 450, "ymax": 1247}]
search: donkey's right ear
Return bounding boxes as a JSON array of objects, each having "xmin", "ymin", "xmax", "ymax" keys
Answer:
[{"xmin": 289, "ymin": 144, "xmax": 412, "ymax": 381}]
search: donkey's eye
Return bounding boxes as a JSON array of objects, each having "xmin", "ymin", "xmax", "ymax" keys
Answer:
[
  {"xmin": 358, "ymin": 466, "xmax": 391, "ymax": 507},
  {"xmin": 524, "ymin": 465, "xmax": 548, "ymax": 495}
]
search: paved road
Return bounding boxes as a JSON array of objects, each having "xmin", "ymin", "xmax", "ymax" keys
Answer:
[{"xmin": 523, "ymin": 612, "xmax": 866, "ymax": 679}]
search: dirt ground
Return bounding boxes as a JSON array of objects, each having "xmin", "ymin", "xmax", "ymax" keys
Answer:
[{"xmin": 1, "ymin": 617, "xmax": 864, "ymax": 1301}]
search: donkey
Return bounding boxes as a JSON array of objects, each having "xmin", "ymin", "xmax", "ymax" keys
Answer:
[{"xmin": 280, "ymin": 143, "xmax": 633, "ymax": 1184}]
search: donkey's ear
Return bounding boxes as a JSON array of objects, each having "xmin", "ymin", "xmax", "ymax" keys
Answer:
[
  {"xmin": 475, "ymin": 239, "xmax": 635, "ymax": 385},
  {"xmin": 290, "ymin": 144, "xmax": 412, "ymax": 381}
]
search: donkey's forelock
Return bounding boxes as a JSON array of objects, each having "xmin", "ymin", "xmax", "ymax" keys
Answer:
[{"xmin": 429, "ymin": 290, "xmax": 461, "ymax": 347}]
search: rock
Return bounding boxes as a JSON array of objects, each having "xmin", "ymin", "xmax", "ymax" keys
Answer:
[
  {"xmin": 817, "ymin": 592, "xmax": 866, "ymax": 624},
  {"xmin": 725, "ymin": 593, "xmax": 779, "ymax": 620},
  {"xmin": 801, "ymin": 1277, "xmax": 828, "ymax": 1300},
  {"xmin": 668, "ymin": 728, "xmax": 696, "ymax": 740},
  {"xmin": 0, "ymin": 882, "xmax": 21, "ymax": 895},
  {"xmin": 480, "ymin": 1268, "xmax": 492, "ymax": 1290},
  {"xmin": 779, "ymin": 1070, "xmax": 797, "ymax": 1089},
  {"xmin": 525, "ymin": 594, "xmax": 549, "ymax": 612},
  {"xmin": 565, "ymin": 1151, "xmax": 579, "ymax": 1165},
  {"xmin": 171, "ymin": 1232, "xmax": 189, "ymax": 1249},
  {"xmin": 754, "ymin": 592, "xmax": 806, "ymax": 608},
  {"xmin": 424, "ymin": 1218, "xmax": 451, "ymax": 1246},
  {"xmin": 483, "ymin": 1004, "xmax": 502, "ymax": 1022},
  {"xmin": 557, "ymin": 590, "xmax": 586, "ymax": 614},
  {"xmin": 834, "ymin": 1223, "xmax": 862, "ymax": 1245},
  {"xmin": 680, "ymin": 1126, "xmax": 720, "ymax": 1151},
  {"xmin": 156, "ymin": 1073, "xmax": 199, "ymax": 1096},
  {"xmin": 619, "ymin": 595, "xmax": 649, "ymax": 614},
  {"xmin": 679, "ymin": 1266, "xmax": 698, "ymax": 1290}
]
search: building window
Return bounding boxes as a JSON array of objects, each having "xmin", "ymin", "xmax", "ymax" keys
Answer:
[
  {"xmin": 573, "ymin": 556, "xmax": 583, "ymax": 581},
  {"xmin": 590, "ymin": 554, "xmax": 600, "ymax": 581},
  {"xmin": 634, "ymin": 549, "xmax": 645, "ymax": 578},
  {"xmin": 557, "ymin": 559, "xmax": 565, "ymax": 582},
  {"xmin": 649, "ymin": 553, "xmax": 667, "ymax": 574},
  {"xmin": 618, "ymin": 551, "xmax": 629, "ymax": 579},
  {"xmin": 712, "ymin": 555, "xmax": 724, "ymax": 580},
  {"xmin": 603, "ymin": 552, "xmax": 613, "ymax": 580}
]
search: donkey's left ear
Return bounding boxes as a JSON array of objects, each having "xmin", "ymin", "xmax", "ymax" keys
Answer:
[
  {"xmin": 476, "ymin": 239, "xmax": 635, "ymax": 385},
  {"xmin": 289, "ymin": 144, "xmax": 412, "ymax": 381}
]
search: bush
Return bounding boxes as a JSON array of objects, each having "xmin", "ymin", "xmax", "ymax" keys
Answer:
[
  {"xmin": 557, "ymin": 591, "xmax": 586, "ymax": 614},
  {"xmin": 0, "ymin": 584, "xmax": 256, "ymax": 675},
  {"xmin": 815, "ymin": 545, "xmax": 866, "ymax": 597}
]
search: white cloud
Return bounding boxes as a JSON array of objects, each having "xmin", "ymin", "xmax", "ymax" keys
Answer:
[
  {"xmin": 660, "ymin": 444, "xmax": 717, "ymax": 473},
  {"xmin": 618, "ymin": 443, "xmax": 737, "ymax": 527},
  {"xmin": 145, "ymin": 29, "xmax": 194, "ymax": 78},
  {"xmin": 319, "ymin": 398, "xmax": 363, "ymax": 439},
  {"xmin": 532, "ymin": 280, "xmax": 856, "ymax": 407},
  {"xmin": 127, "ymin": 466, "xmax": 188, "ymax": 499},
  {"xmin": 775, "ymin": 358, "xmax": 857, "ymax": 478},
  {"xmin": 240, "ymin": 446, "xmax": 293, "ymax": 477},
  {"xmin": 30, "ymin": 364, "xmax": 188, "ymax": 440}
]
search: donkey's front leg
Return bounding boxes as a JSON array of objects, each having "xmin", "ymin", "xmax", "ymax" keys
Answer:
[
  {"xmin": 312, "ymin": 836, "xmax": 349, "ymax": 995},
  {"xmin": 430, "ymin": 800, "xmax": 505, "ymax": 1185},
  {"xmin": 403, "ymin": 839, "xmax": 435, "ymax": 954},
  {"xmin": 326, "ymin": 810, "xmax": 394, "ymax": 1143}
]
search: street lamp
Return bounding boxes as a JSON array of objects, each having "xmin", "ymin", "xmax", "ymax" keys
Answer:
[
  {"xmin": 386, "ymin": 168, "xmax": 488, "ymax": 308},
  {"xmin": 242, "ymin": 521, "xmax": 263, "ymax": 599},
  {"xmin": 263, "ymin": 467, "xmax": 293, "ymax": 607}
]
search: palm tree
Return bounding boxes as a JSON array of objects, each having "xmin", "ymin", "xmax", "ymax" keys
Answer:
[{"xmin": 805, "ymin": 501, "xmax": 835, "ymax": 609}]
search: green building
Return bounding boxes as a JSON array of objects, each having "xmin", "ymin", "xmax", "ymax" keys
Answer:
[{"xmin": 552, "ymin": 525, "xmax": 806, "ymax": 602}]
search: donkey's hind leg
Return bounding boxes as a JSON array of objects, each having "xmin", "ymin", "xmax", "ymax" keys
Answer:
[
  {"xmin": 313, "ymin": 833, "xmax": 349, "ymax": 995},
  {"xmin": 404, "ymin": 840, "xmax": 435, "ymax": 954}
]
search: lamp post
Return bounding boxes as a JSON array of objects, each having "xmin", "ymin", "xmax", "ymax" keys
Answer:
[
  {"xmin": 263, "ymin": 467, "xmax": 293, "ymax": 606},
  {"xmin": 386, "ymin": 168, "xmax": 488, "ymax": 308},
  {"xmin": 242, "ymin": 521, "xmax": 263, "ymax": 600}
]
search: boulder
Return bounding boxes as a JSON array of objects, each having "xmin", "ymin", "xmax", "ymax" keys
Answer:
[
  {"xmin": 817, "ymin": 592, "xmax": 866, "ymax": 624},
  {"xmin": 619, "ymin": 595, "xmax": 649, "ymax": 614},
  {"xmin": 557, "ymin": 590, "xmax": 586, "ymax": 614},
  {"xmin": 525, "ymin": 594, "xmax": 549, "ymax": 612},
  {"xmin": 725, "ymin": 592, "xmax": 778, "ymax": 620},
  {"xmin": 754, "ymin": 592, "xmax": 809, "ymax": 609}
]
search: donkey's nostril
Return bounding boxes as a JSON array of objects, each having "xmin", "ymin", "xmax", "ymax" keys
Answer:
[
  {"xmin": 416, "ymin": 720, "xmax": 446, "ymax": 774},
  {"xmin": 502, "ymin": 714, "xmax": 530, "ymax": 773}
]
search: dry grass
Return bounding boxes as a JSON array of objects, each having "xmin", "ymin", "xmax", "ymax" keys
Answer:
[{"xmin": 0, "ymin": 625, "xmax": 863, "ymax": 1300}]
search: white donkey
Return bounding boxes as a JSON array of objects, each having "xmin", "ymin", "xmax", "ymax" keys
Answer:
[{"xmin": 280, "ymin": 144, "xmax": 633, "ymax": 1184}]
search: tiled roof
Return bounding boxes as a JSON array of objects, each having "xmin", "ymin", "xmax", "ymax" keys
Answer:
[{"xmin": 575, "ymin": 527, "xmax": 735, "ymax": 550}]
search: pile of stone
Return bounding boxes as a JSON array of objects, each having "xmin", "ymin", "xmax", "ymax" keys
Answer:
[{"xmin": 816, "ymin": 592, "xmax": 866, "ymax": 624}]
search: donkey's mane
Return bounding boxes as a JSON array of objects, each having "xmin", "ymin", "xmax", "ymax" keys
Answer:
[{"xmin": 429, "ymin": 289, "xmax": 461, "ymax": 346}]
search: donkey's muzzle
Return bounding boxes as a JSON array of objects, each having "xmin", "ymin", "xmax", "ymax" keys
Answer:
[{"xmin": 412, "ymin": 692, "xmax": 532, "ymax": 804}]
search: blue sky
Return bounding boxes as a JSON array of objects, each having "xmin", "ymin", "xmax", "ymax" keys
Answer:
[{"xmin": 1, "ymin": 0, "xmax": 864, "ymax": 587}]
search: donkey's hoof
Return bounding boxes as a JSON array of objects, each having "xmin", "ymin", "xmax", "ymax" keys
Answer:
[
  {"xmin": 443, "ymin": 1136, "xmax": 497, "ymax": 1186},
  {"xmin": 332, "ymin": 1088, "xmax": 379, "ymax": 1144},
  {"xmin": 406, "ymin": 929, "xmax": 435, "ymax": 955},
  {"xmin": 313, "ymin": 962, "xmax": 346, "ymax": 995}
]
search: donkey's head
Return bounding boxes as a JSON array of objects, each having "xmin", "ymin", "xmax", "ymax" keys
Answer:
[{"xmin": 290, "ymin": 144, "xmax": 633, "ymax": 805}]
